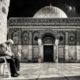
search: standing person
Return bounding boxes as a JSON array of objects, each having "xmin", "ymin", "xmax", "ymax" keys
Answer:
[
  {"xmin": 13, "ymin": 46, "xmax": 21, "ymax": 71},
  {"xmin": 1, "ymin": 39, "xmax": 19, "ymax": 77}
]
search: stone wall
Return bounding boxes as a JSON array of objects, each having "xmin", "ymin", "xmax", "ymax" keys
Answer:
[{"xmin": 0, "ymin": 0, "xmax": 10, "ymax": 43}]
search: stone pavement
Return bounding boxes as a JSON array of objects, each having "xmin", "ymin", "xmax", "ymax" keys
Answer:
[{"xmin": 0, "ymin": 63, "xmax": 80, "ymax": 80}]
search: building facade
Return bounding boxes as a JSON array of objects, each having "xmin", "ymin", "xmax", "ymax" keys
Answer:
[{"xmin": 8, "ymin": 18, "xmax": 80, "ymax": 63}]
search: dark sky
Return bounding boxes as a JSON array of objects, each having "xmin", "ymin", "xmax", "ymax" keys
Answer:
[{"xmin": 8, "ymin": 0, "xmax": 80, "ymax": 18}]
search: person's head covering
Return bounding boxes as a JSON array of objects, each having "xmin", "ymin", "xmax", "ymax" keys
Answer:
[{"xmin": 7, "ymin": 39, "xmax": 14, "ymax": 44}]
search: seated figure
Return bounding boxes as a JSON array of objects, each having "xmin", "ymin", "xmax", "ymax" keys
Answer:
[{"xmin": 1, "ymin": 39, "xmax": 20, "ymax": 77}]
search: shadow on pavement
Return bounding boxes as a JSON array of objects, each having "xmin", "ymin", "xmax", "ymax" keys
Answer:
[
  {"xmin": 0, "ymin": 76, "xmax": 80, "ymax": 80},
  {"xmin": 37, "ymin": 76, "xmax": 80, "ymax": 80}
]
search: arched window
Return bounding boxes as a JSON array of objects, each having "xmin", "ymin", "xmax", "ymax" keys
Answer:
[
  {"xmin": 42, "ymin": 33, "xmax": 55, "ymax": 45},
  {"xmin": 68, "ymin": 32, "xmax": 76, "ymax": 45},
  {"xmin": 22, "ymin": 31, "xmax": 29, "ymax": 45},
  {"xmin": 32, "ymin": 31, "xmax": 40, "ymax": 45},
  {"xmin": 58, "ymin": 32, "xmax": 65, "ymax": 45},
  {"xmin": 12, "ymin": 31, "xmax": 20, "ymax": 45}
]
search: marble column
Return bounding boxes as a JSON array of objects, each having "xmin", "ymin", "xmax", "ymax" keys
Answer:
[
  {"xmin": 28, "ymin": 31, "xmax": 32, "ymax": 61},
  {"xmin": 76, "ymin": 31, "xmax": 80, "ymax": 62},
  {"xmin": 17, "ymin": 45, "xmax": 22, "ymax": 60},
  {"xmin": 0, "ymin": 0, "xmax": 10, "ymax": 43},
  {"xmin": 65, "ymin": 32, "xmax": 69, "ymax": 61},
  {"xmin": 38, "ymin": 38, "xmax": 43, "ymax": 62},
  {"xmin": 76, "ymin": 46, "xmax": 80, "ymax": 61},
  {"xmin": 54, "ymin": 45, "xmax": 56, "ymax": 62},
  {"xmin": 55, "ymin": 39, "xmax": 59, "ymax": 63}
]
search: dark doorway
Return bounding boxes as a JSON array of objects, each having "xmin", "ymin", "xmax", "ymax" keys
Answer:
[{"xmin": 44, "ymin": 45, "xmax": 53, "ymax": 62}]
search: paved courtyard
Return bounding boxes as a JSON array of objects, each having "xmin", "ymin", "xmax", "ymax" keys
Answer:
[{"xmin": 0, "ymin": 63, "xmax": 80, "ymax": 80}]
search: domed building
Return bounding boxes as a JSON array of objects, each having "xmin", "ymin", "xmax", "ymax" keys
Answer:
[
  {"xmin": 33, "ymin": 6, "xmax": 67, "ymax": 18},
  {"xmin": 8, "ymin": 5, "xmax": 80, "ymax": 63}
]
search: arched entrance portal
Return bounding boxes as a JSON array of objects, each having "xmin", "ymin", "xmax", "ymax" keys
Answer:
[{"xmin": 42, "ymin": 33, "xmax": 55, "ymax": 62}]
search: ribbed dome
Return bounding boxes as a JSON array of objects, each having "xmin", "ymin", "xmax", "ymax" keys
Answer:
[{"xmin": 33, "ymin": 6, "xmax": 67, "ymax": 18}]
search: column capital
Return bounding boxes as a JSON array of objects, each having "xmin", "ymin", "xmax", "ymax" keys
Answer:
[
  {"xmin": 38, "ymin": 38, "xmax": 42, "ymax": 45},
  {"xmin": 55, "ymin": 38, "xmax": 59, "ymax": 46}
]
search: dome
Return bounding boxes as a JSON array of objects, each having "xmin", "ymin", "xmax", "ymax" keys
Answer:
[{"xmin": 33, "ymin": 6, "xmax": 67, "ymax": 18}]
